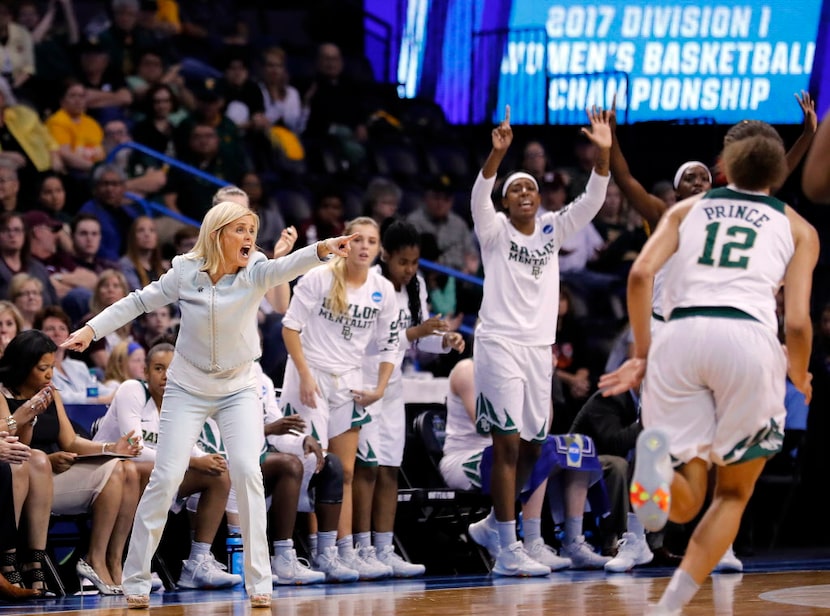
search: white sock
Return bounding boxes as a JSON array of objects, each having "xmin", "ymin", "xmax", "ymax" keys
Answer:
[
  {"xmin": 522, "ymin": 517, "xmax": 542, "ymax": 544},
  {"xmin": 354, "ymin": 532, "xmax": 372, "ymax": 549},
  {"xmin": 564, "ymin": 516, "xmax": 583, "ymax": 545},
  {"xmin": 373, "ymin": 531, "xmax": 394, "ymax": 551},
  {"xmin": 272, "ymin": 539, "xmax": 292, "ymax": 559},
  {"xmin": 336, "ymin": 535, "xmax": 353, "ymax": 558},
  {"xmin": 496, "ymin": 520, "xmax": 517, "ymax": 549},
  {"xmin": 308, "ymin": 533, "xmax": 318, "ymax": 556},
  {"xmin": 659, "ymin": 569, "xmax": 700, "ymax": 611},
  {"xmin": 188, "ymin": 541, "xmax": 211, "ymax": 561},
  {"xmin": 317, "ymin": 531, "xmax": 337, "ymax": 553},
  {"xmin": 627, "ymin": 512, "xmax": 645, "ymax": 538}
]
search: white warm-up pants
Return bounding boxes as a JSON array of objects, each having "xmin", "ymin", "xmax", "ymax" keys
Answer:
[{"xmin": 121, "ymin": 382, "xmax": 270, "ymax": 596}]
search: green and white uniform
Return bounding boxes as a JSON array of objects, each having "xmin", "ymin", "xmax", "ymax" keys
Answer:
[
  {"xmin": 281, "ymin": 265, "xmax": 400, "ymax": 448},
  {"xmin": 359, "ymin": 269, "xmax": 449, "ymax": 467},
  {"xmin": 644, "ymin": 186, "xmax": 793, "ymax": 466},
  {"xmin": 470, "ymin": 170, "xmax": 609, "ymax": 442}
]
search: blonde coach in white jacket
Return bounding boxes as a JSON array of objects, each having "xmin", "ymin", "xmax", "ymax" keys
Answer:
[{"xmin": 62, "ymin": 200, "xmax": 357, "ymax": 609}]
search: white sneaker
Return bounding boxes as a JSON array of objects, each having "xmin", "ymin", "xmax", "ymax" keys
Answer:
[
  {"xmin": 177, "ymin": 554, "xmax": 242, "ymax": 589},
  {"xmin": 150, "ymin": 572, "xmax": 164, "ymax": 592},
  {"xmin": 313, "ymin": 546, "xmax": 359, "ymax": 583},
  {"xmin": 348, "ymin": 546, "xmax": 393, "ymax": 580},
  {"xmin": 376, "ymin": 545, "xmax": 426, "ymax": 577},
  {"xmin": 713, "ymin": 545, "xmax": 743, "ymax": 573},
  {"xmin": 631, "ymin": 429, "xmax": 674, "ymax": 532},
  {"xmin": 492, "ymin": 541, "xmax": 551, "ymax": 577},
  {"xmin": 604, "ymin": 532, "xmax": 654, "ymax": 572},
  {"xmin": 468, "ymin": 516, "xmax": 500, "ymax": 559},
  {"xmin": 272, "ymin": 549, "xmax": 326, "ymax": 585},
  {"xmin": 524, "ymin": 538, "xmax": 571, "ymax": 571},
  {"xmin": 561, "ymin": 536, "xmax": 612, "ymax": 570}
]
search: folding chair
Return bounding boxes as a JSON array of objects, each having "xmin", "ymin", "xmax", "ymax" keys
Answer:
[{"xmin": 396, "ymin": 405, "xmax": 492, "ymax": 574}]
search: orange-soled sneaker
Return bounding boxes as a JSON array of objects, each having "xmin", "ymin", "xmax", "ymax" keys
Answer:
[
  {"xmin": 126, "ymin": 594, "xmax": 150, "ymax": 609},
  {"xmin": 630, "ymin": 429, "xmax": 673, "ymax": 532},
  {"xmin": 250, "ymin": 593, "xmax": 272, "ymax": 608}
]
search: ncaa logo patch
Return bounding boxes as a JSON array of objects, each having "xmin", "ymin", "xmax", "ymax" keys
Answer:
[
  {"xmin": 567, "ymin": 439, "xmax": 584, "ymax": 467},
  {"xmin": 542, "ymin": 224, "xmax": 553, "ymax": 234},
  {"xmin": 371, "ymin": 291, "xmax": 383, "ymax": 303}
]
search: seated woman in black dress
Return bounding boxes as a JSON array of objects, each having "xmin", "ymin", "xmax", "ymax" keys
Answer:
[
  {"xmin": 0, "ymin": 345, "xmax": 54, "ymax": 597},
  {"xmin": 0, "ymin": 331, "xmax": 142, "ymax": 595}
]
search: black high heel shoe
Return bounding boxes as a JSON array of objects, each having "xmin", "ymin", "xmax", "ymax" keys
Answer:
[
  {"xmin": 22, "ymin": 550, "xmax": 56, "ymax": 597},
  {"xmin": 1, "ymin": 550, "xmax": 25, "ymax": 589},
  {"xmin": 76, "ymin": 558, "xmax": 120, "ymax": 595}
]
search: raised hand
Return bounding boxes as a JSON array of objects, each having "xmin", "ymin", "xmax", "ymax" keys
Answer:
[
  {"xmin": 273, "ymin": 226, "xmax": 298, "ymax": 258},
  {"xmin": 18, "ymin": 385, "xmax": 54, "ymax": 424},
  {"xmin": 581, "ymin": 106, "xmax": 613, "ymax": 151},
  {"xmin": 796, "ymin": 91, "xmax": 817, "ymax": 134},
  {"xmin": 492, "ymin": 105, "xmax": 513, "ymax": 151}
]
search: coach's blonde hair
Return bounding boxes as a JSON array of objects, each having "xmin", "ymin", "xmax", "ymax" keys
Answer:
[
  {"xmin": 327, "ymin": 216, "xmax": 378, "ymax": 316},
  {"xmin": 190, "ymin": 200, "xmax": 260, "ymax": 278}
]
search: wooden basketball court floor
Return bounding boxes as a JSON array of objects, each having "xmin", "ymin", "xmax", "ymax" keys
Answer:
[{"xmin": 3, "ymin": 550, "xmax": 830, "ymax": 615}]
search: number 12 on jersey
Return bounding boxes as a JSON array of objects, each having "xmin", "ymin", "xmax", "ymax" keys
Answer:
[{"xmin": 697, "ymin": 222, "xmax": 757, "ymax": 269}]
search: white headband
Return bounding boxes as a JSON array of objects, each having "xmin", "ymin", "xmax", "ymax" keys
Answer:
[
  {"xmin": 673, "ymin": 161, "xmax": 712, "ymax": 190},
  {"xmin": 502, "ymin": 172, "xmax": 540, "ymax": 197}
]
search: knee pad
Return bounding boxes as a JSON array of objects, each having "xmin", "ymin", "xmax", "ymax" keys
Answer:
[{"xmin": 312, "ymin": 453, "xmax": 344, "ymax": 504}]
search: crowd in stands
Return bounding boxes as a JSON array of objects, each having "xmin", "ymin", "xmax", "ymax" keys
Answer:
[
  {"xmin": 0, "ymin": 0, "xmax": 828, "ymax": 604},
  {"xmin": 0, "ymin": 0, "xmax": 671, "ymax": 390}
]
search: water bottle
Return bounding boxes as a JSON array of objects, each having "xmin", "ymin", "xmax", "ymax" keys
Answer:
[
  {"xmin": 226, "ymin": 534, "xmax": 244, "ymax": 580},
  {"xmin": 86, "ymin": 370, "xmax": 99, "ymax": 402}
]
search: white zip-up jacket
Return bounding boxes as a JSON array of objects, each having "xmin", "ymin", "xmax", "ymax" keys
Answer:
[{"xmin": 87, "ymin": 243, "xmax": 326, "ymax": 373}]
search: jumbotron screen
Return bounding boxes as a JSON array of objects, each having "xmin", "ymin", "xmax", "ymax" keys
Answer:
[{"xmin": 366, "ymin": 0, "xmax": 826, "ymax": 125}]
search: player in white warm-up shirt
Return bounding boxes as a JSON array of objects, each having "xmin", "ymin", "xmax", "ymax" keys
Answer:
[
  {"xmin": 281, "ymin": 217, "xmax": 400, "ymax": 581},
  {"xmin": 355, "ymin": 220, "xmax": 464, "ymax": 577},
  {"xmin": 468, "ymin": 105, "xmax": 612, "ymax": 577}
]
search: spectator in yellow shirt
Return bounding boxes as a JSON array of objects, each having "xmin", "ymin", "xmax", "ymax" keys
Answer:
[{"xmin": 45, "ymin": 80, "xmax": 104, "ymax": 179}]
